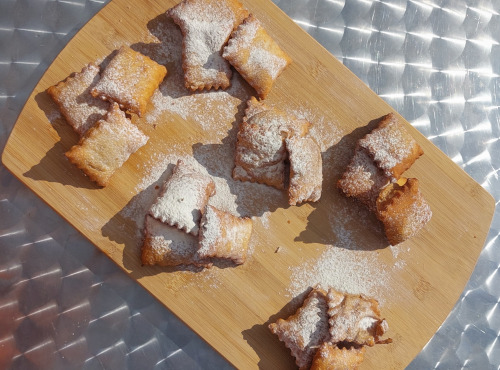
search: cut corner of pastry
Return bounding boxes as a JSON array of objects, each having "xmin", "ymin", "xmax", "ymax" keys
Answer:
[
  {"xmin": 375, "ymin": 177, "xmax": 432, "ymax": 245},
  {"xmin": 90, "ymin": 45, "xmax": 167, "ymax": 117},
  {"xmin": 223, "ymin": 13, "xmax": 292, "ymax": 99}
]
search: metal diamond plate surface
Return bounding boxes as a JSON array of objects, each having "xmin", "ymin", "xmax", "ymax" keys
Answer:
[{"xmin": 1, "ymin": 0, "xmax": 499, "ymax": 368}]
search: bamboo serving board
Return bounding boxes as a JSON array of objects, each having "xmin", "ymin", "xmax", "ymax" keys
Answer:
[{"xmin": 2, "ymin": 0, "xmax": 495, "ymax": 368}]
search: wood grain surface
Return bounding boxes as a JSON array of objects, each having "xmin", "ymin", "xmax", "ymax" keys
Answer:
[{"xmin": 2, "ymin": 0, "xmax": 495, "ymax": 368}]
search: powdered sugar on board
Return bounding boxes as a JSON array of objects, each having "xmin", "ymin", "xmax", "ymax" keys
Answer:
[{"xmin": 288, "ymin": 198, "xmax": 409, "ymax": 304}]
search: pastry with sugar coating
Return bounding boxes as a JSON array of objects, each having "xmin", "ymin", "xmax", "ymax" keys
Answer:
[
  {"xmin": 223, "ymin": 14, "xmax": 291, "ymax": 99},
  {"xmin": 141, "ymin": 215, "xmax": 208, "ymax": 267},
  {"xmin": 286, "ymin": 135, "xmax": 323, "ymax": 206},
  {"xmin": 327, "ymin": 288, "xmax": 391, "ymax": 347},
  {"xmin": 310, "ymin": 342, "xmax": 366, "ymax": 370},
  {"xmin": 268, "ymin": 287, "xmax": 330, "ymax": 370},
  {"xmin": 375, "ymin": 178, "xmax": 432, "ymax": 245},
  {"xmin": 197, "ymin": 205, "xmax": 252, "ymax": 265},
  {"xmin": 65, "ymin": 102, "xmax": 148, "ymax": 187},
  {"xmin": 91, "ymin": 45, "xmax": 167, "ymax": 116},
  {"xmin": 233, "ymin": 97, "xmax": 310, "ymax": 189},
  {"xmin": 167, "ymin": 0, "xmax": 249, "ymax": 91},
  {"xmin": 149, "ymin": 160, "xmax": 216, "ymax": 236},
  {"xmin": 47, "ymin": 63, "xmax": 109, "ymax": 136},
  {"xmin": 337, "ymin": 146, "xmax": 390, "ymax": 212},
  {"xmin": 358, "ymin": 113, "xmax": 423, "ymax": 180}
]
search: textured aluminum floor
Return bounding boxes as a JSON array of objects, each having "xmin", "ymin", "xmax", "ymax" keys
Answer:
[{"xmin": 1, "ymin": 0, "xmax": 499, "ymax": 369}]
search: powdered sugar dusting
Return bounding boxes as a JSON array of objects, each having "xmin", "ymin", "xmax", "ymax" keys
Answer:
[
  {"xmin": 247, "ymin": 46, "xmax": 288, "ymax": 80},
  {"xmin": 289, "ymin": 247, "xmax": 389, "ymax": 303},
  {"xmin": 48, "ymin": 63, "xmax": 109, "ymax": 135},
  {"xmin": 290, "ymin": 107, "xmax": 342, "ymax": 154},
  {"xmin": 146, "ymin": 74, "xmax": 247, "ymax": 131},
  {"xmin": 197, "ymin": 206, "xmax": 221, "ymax": 256},
  {"xmin": 288, "ymin": 199, "xmax": 406, "ymax": 304},
  {"xmin": 167, "ymin": 0, "xmax": 248, "ymax": 90}
]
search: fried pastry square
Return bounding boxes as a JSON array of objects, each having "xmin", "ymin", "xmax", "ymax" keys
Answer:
[
  {"xmin": 149, "ymin": 160, "xmax": 216, "ymax": 236},
  {"xmin": 65, "ymin": 102, "xmax": 148, "ymax": 187},
  {"xmin": 91, "ymin": 46, "xmax": 167, "ymax": 116},
  {"xmin": 286, "ymin": 136, "xmax": 323, "ymax": 206},
  {"xmin": 197, "ymin": 205, "xmax": 252, "ymax": 265},
  {"xmin": 310, "ymin": 342, "xmax": 366, "ymax": 370},
  {"xmin": 376, "ymin": 178, "xmax": 432, "ymax": 245},
  {"xmin": 141, "ymin": 215, "xmax": 204, "ymax": 267},
  {"xmin": 337, "ymin": 146, "xmax": 391, "ymax": 212},
  {"xmin": 358, "ymin": 113, "xmax": 423, "ymax": 179},
  {"xmin": 327, "ymin": 288, "xmax": 391, "ymax": 347},
  {"xmin": 47, "ymin": 63, "xmax": 109, "ymax": 136},
  {"xmin": 167, "ymin": 0, "xmax": 249, "ymax": 91},
  {"xmin": 269, "ymin": 288, "xmax": 330, "ymax": 370},
  {"xmin": 233, "ymin": 98, "xmax": 310, "ymax": 189},
  {"xmin": 223, "ymin": 14, "xmax": 292, "ymax": 99}
]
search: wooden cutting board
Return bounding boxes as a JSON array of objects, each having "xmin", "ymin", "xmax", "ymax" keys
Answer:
[{"xmin": 2, "ymin": 0, "xmax": 495, "ymax": 368}]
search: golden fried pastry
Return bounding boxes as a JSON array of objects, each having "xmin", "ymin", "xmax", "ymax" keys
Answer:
[
  {"xmin": 310, "ymin": 342, "xmax": 366, "ymax": 370},
  {"xmin": 197, "ymin": 205, "xmax": 252, "ymax": 265},
  {"xmin": 233, "ymin": 97, "xmax": 310, "ymax": 189},
  {"xmin": 91, "ymin": 46, "xmax": 167, "ymax": 116},
  {"xmin": 223, "ymin": 14, "xmax": 292, "ymax": 98},
  {"xmin": 337, "ymin": 147, "xmax": 390, "ymax": 212},
  {"xmin": 327, "ymin": 288, "xmax": 391, "ymax": 347},
  {"xmin": 149, "ymin": 160, "xmax": 216, "ymax": 236},
  {"xmin": 268, "ymin": 287, "xmax": 330, "ymax": 370},
  {"xmin": 286, "ymin": 136, "xmax": 322, "ymax": 206},
  {"xmin": 358, "ymin": 113, "xmax": 423, "ymax": 179},
  {"xmin": 65, "ymin": 102, "xmax": 148, "ymax": 187},
  {"xmin": 141, "ymin": 215, "xmax": 205, "ymax": 267},
  {"xmin": 375, "ymin": 178, "xmax": 432, "ymax": 245},
  {"xmin": 167, "ymin": 0, "xmax": 249, "ymax": 91},
  {"xmin": 47, "ymin": 63, "xmax": 109, "ymax": 136}
]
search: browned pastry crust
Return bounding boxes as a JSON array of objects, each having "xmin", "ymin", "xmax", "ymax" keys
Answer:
[
  {"xmin": 375, "ymin": 178, "xmax": 432, "ymax": 245},
  {"xmin": 167, "ymin": 0, "xmax": 249, "ymax": 91},
  {"xmin": 65, "ymin": 102, "xmax": 148, "ymax": 187},
  {"xmin": 269, "ymin": 287, "xmax": 391, "ymax": 369},
  {"xmin": 149, "ymin": 160, "xmax": 216, "ymax": 236},
  {"xmin": 233, "ymin": 97, "xmax": 310, "ymax": 189},
  {"xmin": 327, "ymin": 288, "xmax": 391, "ymax": 347},
  {"xmin": 310, "ymin": 342, "xmax": 366, "ymax": 370},
  {"xmin": 141, "ymin": 215, "xmax": 204, "ymax": 266},
  {"xmin": 337, "ymin": 146, "xmax": 390, "ymax": 212},
  {"xmin": 197, "ymin": 205, "xmax": 252, "ymax": 264},
  {"xmin": 286, "ymin": 135, "xmax": 323, "ymax": 206},
  {"xmin": 358, "ymin": 113, "xmax": 423, "ymax": 179},
  {"xmin": 223, "ymin": 14, "xmax": 292, "ymax": 99},
  {"xmin": 91, "ymin": 45, "xmax": 167, "ymax": 116},
  {"xmin": 47, "ymin": 63, "xmax": 109, "ymax": 136},
  {"xmin": 268, "ymin": 287, "xmax": 330, "ymax": 369}
]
